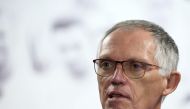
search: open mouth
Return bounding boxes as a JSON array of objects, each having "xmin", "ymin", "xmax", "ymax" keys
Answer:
[
  {"xmin": 108, "ymin": 91, "xmax": 130, "ymax": 99},
  {"xmin": 109, "ymin": 93, "xmax": 124, "ymax": 98}
]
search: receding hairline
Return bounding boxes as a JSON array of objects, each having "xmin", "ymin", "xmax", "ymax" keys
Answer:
[
  {"xmin": 100, "ymin": 26, "xmax": 158, "ymax": 50},
  {"xmin": 98, "ymin": 27, "xmax": 157, "ymax": 60}
]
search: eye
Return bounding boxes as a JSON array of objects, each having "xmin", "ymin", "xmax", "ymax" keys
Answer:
[
  {"xmin": 130, "ymin": 61, "xmax": 144, "ymax": 71},
  {"xmin": 99, "ymin": 60, "xmax": 114, "ymax": 70}
]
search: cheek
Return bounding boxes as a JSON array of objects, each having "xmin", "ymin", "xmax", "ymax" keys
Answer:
[
  {"xmin": 131, "ymin": 74, "xmax": 166, "ymax": 107},
  {"xmin": 98, "ymin": 77, "xmax": 109, "ymax": 103},
  {"xmin": 142, "ymin": 72, "xmax": 166, "ymax": 91}
]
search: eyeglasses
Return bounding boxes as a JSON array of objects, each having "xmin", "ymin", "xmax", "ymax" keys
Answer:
[{"xmin": 93, "ymin": 59, "xmax": 161, "ymax": 79}]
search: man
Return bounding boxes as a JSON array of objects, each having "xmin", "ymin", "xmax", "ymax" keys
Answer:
[{"xmin": 93, "ymin": 20, "xmax": 181, "ymax": 109}]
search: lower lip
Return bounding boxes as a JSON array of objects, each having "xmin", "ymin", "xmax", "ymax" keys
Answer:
[{"xmin": 108, "ymin": 96, "xmax": 131, "ymax": 102}]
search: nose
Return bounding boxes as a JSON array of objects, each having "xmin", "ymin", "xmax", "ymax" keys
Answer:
[{"xmin": 111, "ymin": 64, "xmax": 126, "ymax": 86}]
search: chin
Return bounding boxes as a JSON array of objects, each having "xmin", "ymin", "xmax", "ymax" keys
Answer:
[
  {"xmin": 103, "ymin": 101, "xmax": 132, "ymax": 109},
  {"xmin": 104, "ymin": 105, "xmax": 131, "ymax": 109}
]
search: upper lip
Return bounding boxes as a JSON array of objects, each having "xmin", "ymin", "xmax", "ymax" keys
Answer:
[{"xmin": 107, "ymin": 90, "xmax": 131, "ymax": 99}]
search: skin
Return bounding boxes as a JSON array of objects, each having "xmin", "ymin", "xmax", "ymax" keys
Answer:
[{"xmin": 97, "ymin": 28, "xmax": 180, "ymax": 109}]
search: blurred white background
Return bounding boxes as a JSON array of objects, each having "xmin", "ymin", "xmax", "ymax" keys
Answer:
[{"xmin": 0, "ymin": 0, "xmax": 189, "ymax": 109}]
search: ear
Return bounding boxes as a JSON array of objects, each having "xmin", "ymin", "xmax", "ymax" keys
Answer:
[{"xmin": 162, "ymin": 71, "xmax": 181, "ymax": 96}]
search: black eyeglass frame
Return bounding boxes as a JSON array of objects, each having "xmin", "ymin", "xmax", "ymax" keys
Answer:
[{"xmin": 93, "ymin": 59, "xmax": 161, "ymax": 79}]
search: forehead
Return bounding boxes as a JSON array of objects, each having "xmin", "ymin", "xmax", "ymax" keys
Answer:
[{"xmin": 99, "ymin": 28, "xmax": 156, "ymax": 63}]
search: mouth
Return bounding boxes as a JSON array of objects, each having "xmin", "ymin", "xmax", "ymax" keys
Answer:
[{"xmin": 108, "ymin": 91, "xmax": 131, "ymax": 100}]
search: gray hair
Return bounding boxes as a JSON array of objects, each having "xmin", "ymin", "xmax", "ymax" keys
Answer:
[{"xmin": 102, "ymin": 20, "xmax": 179, "ymax": 76}]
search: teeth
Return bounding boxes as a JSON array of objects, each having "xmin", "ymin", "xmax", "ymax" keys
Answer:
[
  {"xmin": 113, "ymin": 94, "xmax": 122, "ymax": 97},
  {"xmin": 110, "ymin": 94, "xmax": 122, "ymax": 98}
]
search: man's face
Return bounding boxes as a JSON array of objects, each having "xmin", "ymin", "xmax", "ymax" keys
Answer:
[{"xmin": 97, "ymin": 28, "xmax": 168, "ymax": 109}]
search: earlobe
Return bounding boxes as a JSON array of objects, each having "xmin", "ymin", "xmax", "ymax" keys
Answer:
[{"xmin": 162, "ymin": 71, "xmax": 181, "ymax": 96}]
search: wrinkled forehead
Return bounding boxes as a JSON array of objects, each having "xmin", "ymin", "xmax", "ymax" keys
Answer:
[
  {"xmin": 98, "ymin": 28, "xmax": 157, "ymax": 63},
  {"xmin": 104, "ymin": 28, "xmax": 154, "ymax": 44}
]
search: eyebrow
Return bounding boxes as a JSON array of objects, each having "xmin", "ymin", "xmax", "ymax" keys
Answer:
[
  {"xmin": 98, "ymin": 56, "xmax": 113, "ymax": 60},
  {"xmin": 126, "ymin": 58, "xmax": 150, "ymax": 64},
  {"xmin": 98, "ymin": 56, "xmax": 150, "ymax": 64}
]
